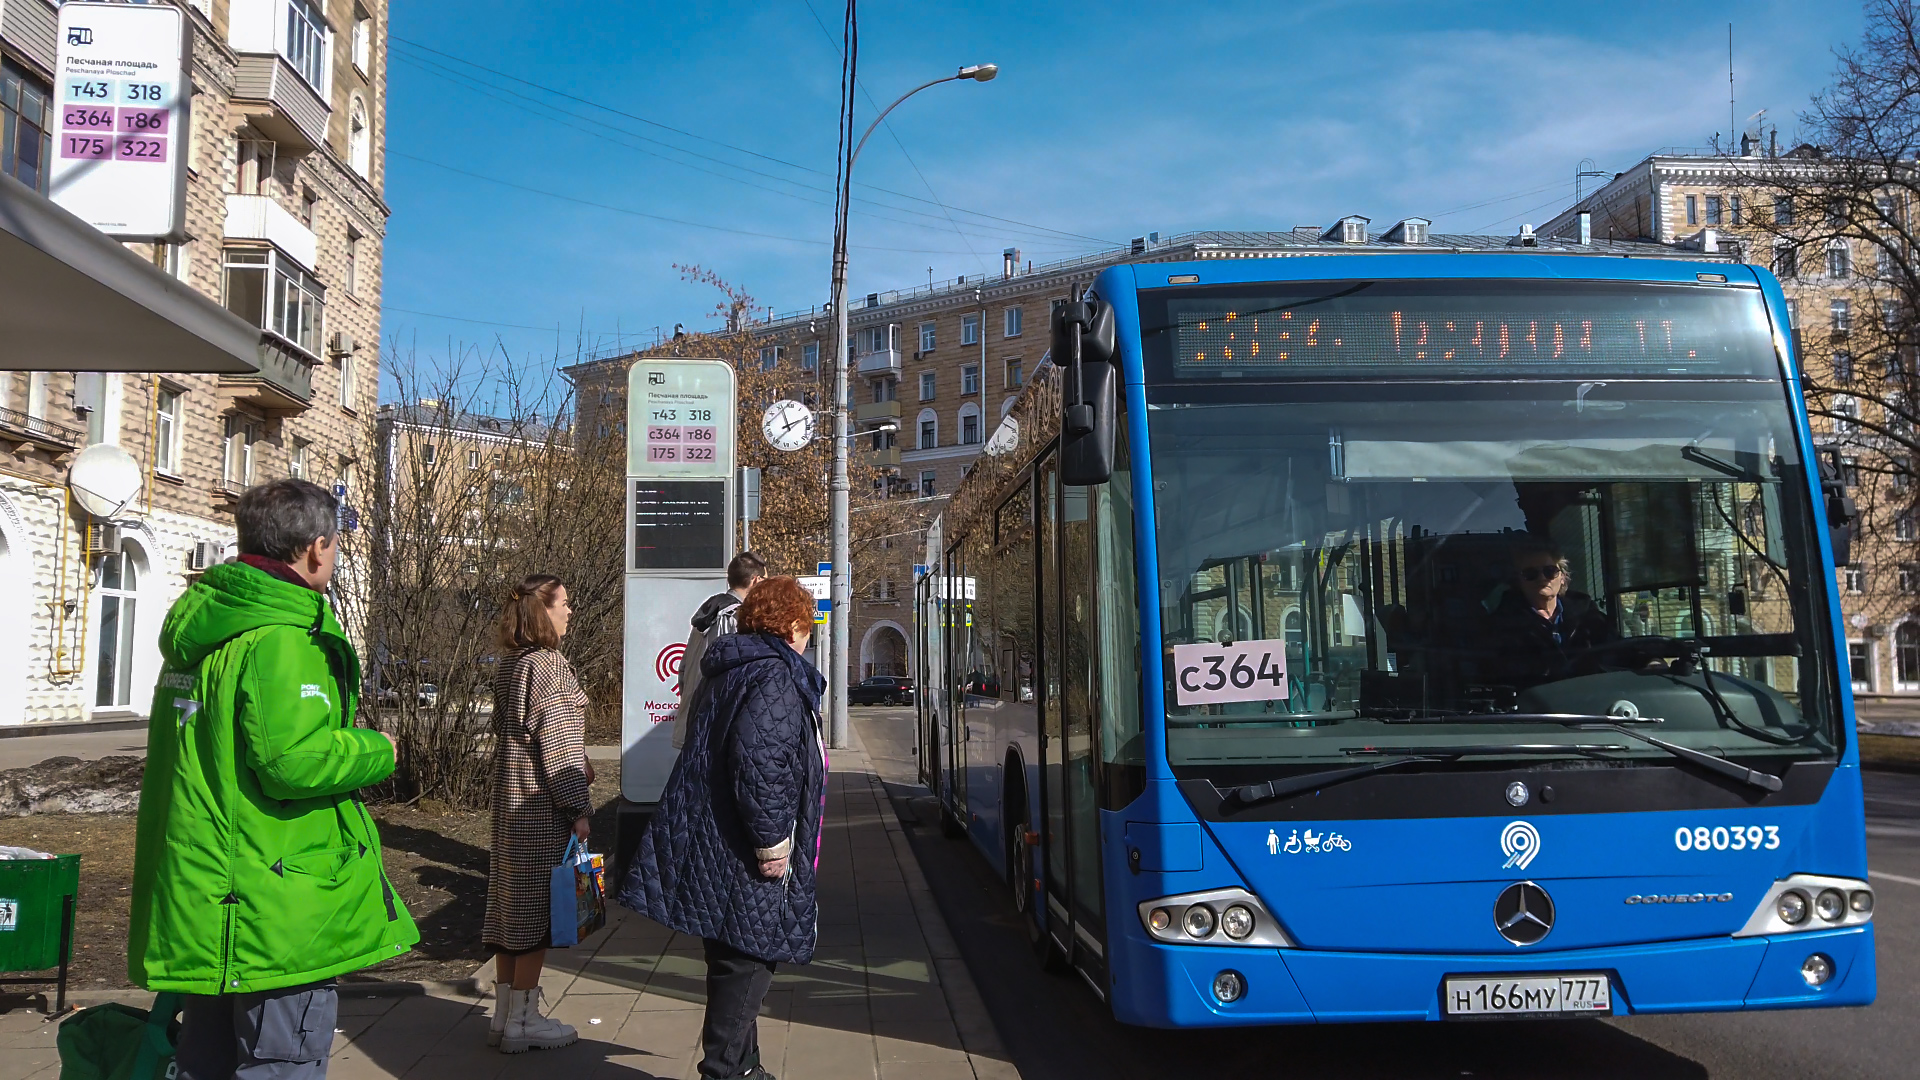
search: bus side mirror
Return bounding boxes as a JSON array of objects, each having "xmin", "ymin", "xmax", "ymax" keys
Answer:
[
  {"xmin": 1818, "ymin": 449, "xmax": 1857, "ymax": 568},
  {"xmin": 1054, "ymin": 298, "xmax": 1117, "ymax": 485}
]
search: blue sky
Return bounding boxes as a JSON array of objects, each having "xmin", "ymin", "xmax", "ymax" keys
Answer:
[{"xmin": 381, "ymin": 0, "xmax": 1865, "ymax": 392}]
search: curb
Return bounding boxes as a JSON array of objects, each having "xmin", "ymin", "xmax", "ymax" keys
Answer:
[
  {"xmin": 853, "ymin": 731, "xmax": 1022, "ymax": 1080},
  {"xmin": 0, "ymin": 718, "xmax": 148, "ymax": 740}
]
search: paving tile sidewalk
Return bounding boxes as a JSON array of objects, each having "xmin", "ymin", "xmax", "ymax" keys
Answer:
[{"xmin": 1, "ymin": 740, "xmax": 1017, "ymax": 1080}]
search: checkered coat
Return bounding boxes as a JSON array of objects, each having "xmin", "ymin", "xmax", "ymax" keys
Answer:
[
  {"xmin": 483, "ymin": 646, "xmax": 593, "ymax": 952},
  {"xmin": 618, "ymin": 632, "xmax": 827, "ymax": 964}
]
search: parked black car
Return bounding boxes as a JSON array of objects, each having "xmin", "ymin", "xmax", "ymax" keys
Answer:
[{"xmin": 848, "ymin": 675, "xmax": 915, "ymax": 706}]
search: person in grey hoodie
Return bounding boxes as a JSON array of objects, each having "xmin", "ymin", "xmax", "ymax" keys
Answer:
[{"xmin": 673, "ymin": 551, "xmax": 766, "ymax": 748}]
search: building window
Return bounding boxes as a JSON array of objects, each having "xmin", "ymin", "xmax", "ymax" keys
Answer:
[
  {"xmin": 1828, "ymin": 242, "xmax": 1852, "ymax": 280},
  {"xmin": 1846, "ymin": 563, "xmax": 1867, "ymax": 594},
  {"xmin": 285, "ymin": 0, "xmax": 331, "ymax": 94},
  {"xmin": 920, "ymin": 372, "xmax": 936, "ymax": 401},
  {"xmin": 345, "ymin": 231, "xmax": 362, "ymax": 297},
  {"xmin": 352, "ymin": 9, "xmax": 373, "ymax": 73},
  {"xmin": 223, "ymin": 247, "xmax": 325, "ymax": 356},
  {"xmin": 1004, "ymin": 307, "xmax": 1023, "ymax": 338},
  {"xmin": 289, "ymin": 439, "xmax": 308, "ymax": 479},
  {"xmin": 1774, "ymin": 195, "xmax": 1794, "ymax": 226},
  {"xmin": 1004, "ymin": 357, "xmax": 1023, "ymax": 388},
  {"xmin": 1835, "ymin": 352, "xmax": 1854, "ymax": 383},
  {"xmin": 1878, "ymin": 193, "xmax": 1899, "ymax": 223},
  {"xmin": 962, "ymin": 365, "xmax": 980, "ymax": 395},
  {"xmin": 1902, "ymin": 624, "xmax": 1920, "ymax": 686},
  {"xmin": 1685, "ymin": 195, "xmax": 1698, "ymax": 225},
  {"xmin": 1773, "ymin": 244, "xmax": 1798, "ymax": 279},
  {"xmin": 919, "ymin": 321, "xmax": 936, "ymax": 352},
  {"xmin": 918, "ymin": 416, "xmax": 936, "ymax": 449},
  {"xmin": 236, "ymin": 138, "xmax": 275, "ymax": 195},
  {"xmin": 803, "ymin": 341, "xmax": 819, "ymax": 371},
  {"xmin": 1, "ymin": 58, "xmax": 53, "ymax": 194},
  {"xmin": 348, "ymin": 96, "xmax": 370, "ymax": 177},
  {"xmin": 1832, "ymin": 299, "xmax": 1852, "ymax": 333},
  {"xmin": 1730, "ymin": 195, "xmax": 1743, "ymax": 225},
  {"xmin": 1705, "ymin": 196, "xmax": 1722, "ymax": 226},
  {"xmin": 758, "ymin": 345, "xmax": 779, "ymax": 371},
  {"xmin": 1833, "ymin": 394, "xmax": 1860, "ymax": 434},
  {"xmin": 421, "ymin": 442, "xmax": 437, "ymax": 466},
  {"xmin": 1827, "ymin": 197, "xmax": 1848, "ymax": 227},
  {"xmin": 961, "ymin": 313, "xmax": 979, "ymax": 346},
  {"xmin": 1850, "ymin": 640, "xmax": 1872, "ymax": 691},
  {"xmin": 1902, "ymin": 564, "xmax": 1920, "ymax": 594},
  {"xmin": 94, "ymin": 545, "xmax": 138, "ymax": 708},
  {"xmin": 224, "ymin": 415, "xmax": 257, "ymax": 488},
  {"xmin": 341, "ymin": 349, "xmax": 357, "ymax": 411},
  {"xmin": 869, "ymin": 377, "xmax": 895, "ymax": 403},
  {"xmin": 155, "ymin": 388, "xmax": 182, "ymax": 474},
  {"xmin": 1896, "ymin": 456, "xmax": 1913, "ymax": 492},
  {"xmin": 920, "ymin": 470, "xmax": 936, "ymax": 497},
  {"xmin": 960, "ymin": 408, "xmax": 980, "ymax": 445},
  {"xmin": 1899, "ymin": 510, "xmax": 1917, "ymax": 541},
  {"xmin": 468, "ymin": 449, "xmax": 481, "ymax": 469},
  {"xmin": 1886, "ymin": 300, "xmax": 1901, "ymax": 333}
]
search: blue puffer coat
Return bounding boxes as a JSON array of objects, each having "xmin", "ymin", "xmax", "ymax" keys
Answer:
[{"xmin": 618, "ymin": 632, "xmax": 827, "ymax": 963}]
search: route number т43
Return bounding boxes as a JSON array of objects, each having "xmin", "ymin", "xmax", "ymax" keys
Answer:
[{"xmin": 1171, "ymin": 639, "xmax": 1288, "ymax": 707}]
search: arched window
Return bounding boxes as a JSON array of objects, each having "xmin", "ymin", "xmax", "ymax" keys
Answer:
[
  {"xmin": 916, "ymin": 407, "xmax": 938, "ymax": 450},
  {"xmin": 348, "ymin": 96, "xmax": 370, "ymax": 177},
  {"xmin": 1827, "ymin": 240, "xmax": 1852, "ymax": 280},
  {"xmin": 1832, "ymin": 394, "xmax": 1860, "ymax": 435},
  {"xmin": 1000, "ymin": 395, "xmax": 1017, "ymax": 418},
  {"xmin": 1899, "ymin": 623, "xmax": 1920, "ymax": 688},
  {"xmin": 95, "ymin": 543, "xmax": 139, "ymax": 707},
  {"xmin": 957, "ymin": 401, "xmax": 981, "ymax": 446}
]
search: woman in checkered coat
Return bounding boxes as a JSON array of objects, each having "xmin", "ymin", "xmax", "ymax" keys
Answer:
[{"xmin": 482, "ymin": 573, "xmax": 593, "ymax": 1054}]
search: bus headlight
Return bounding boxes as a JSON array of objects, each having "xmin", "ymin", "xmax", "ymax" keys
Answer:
[
  {"xmin": 1136, "ymin": 887, "xmax": 1293, "ymax": 947},
  {"xmin": 1801, "ymin": 953, "xmax": 1834, "ymax": 987},
  {"xmin": 1735, "ymin": 875, "xmax": 1873, "ymax": 937},
  {"xmin": 1212, "ymin": 969, "xmax": 1246, "ymax": 1003}
]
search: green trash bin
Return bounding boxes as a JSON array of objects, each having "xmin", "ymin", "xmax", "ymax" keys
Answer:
[{"xmin": 0, "ymin": 854, "xmax": 81, "ymax": 1013}]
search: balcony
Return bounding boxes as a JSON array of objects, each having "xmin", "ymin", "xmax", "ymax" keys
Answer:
[
  {"xmin": 0, "ymin": 406, "xmax": 85, "ymax": 454},
  {"xmin": 866, "ymin": 446, "xmax": 902, "ymax": 469},
  {"xmin": 856, "ymin": 347, "xmax": 903, "ymax": 376},
  {"xmin": 231, "ymin": 53, "xmax": 330, "ymax": 155},
  {"xmin": 225, "ymin": 195, "xmax": 318, "ymax": 269},
  {"xmin": 854, "ymin": 399, "xmax": 902, "ymax": 425},
  {"xmin": 219, "ymin": 337, "xmax": 314, "ymax": 413}
]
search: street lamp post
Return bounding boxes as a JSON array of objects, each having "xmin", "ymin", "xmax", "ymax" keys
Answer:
[{"xmin": 828, "ymin": 63, "xmax": 997, "ymax": 749}]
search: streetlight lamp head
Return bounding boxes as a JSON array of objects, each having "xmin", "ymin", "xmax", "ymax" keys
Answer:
[{"xmin": 960, "ymin": 63, "xmax": 999, "ymax": 82}]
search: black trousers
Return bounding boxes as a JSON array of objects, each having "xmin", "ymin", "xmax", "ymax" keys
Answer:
[
  {"xmin": 699, "ymin": 938, "xmax": 777, "ymax": 1079},
  {"xmin": 175, "ymin": 980, "xmax": 338, "ymax": 1080}
]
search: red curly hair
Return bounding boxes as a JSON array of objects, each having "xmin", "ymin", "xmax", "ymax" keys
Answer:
[{"xmin": 736, "ymin": 576, "xmax": 815, "ymax": 640}]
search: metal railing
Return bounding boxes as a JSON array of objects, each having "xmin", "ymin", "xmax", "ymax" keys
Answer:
[{"xmin": 0, "ymin": 405, "xmax": 84, "ymax": 447}]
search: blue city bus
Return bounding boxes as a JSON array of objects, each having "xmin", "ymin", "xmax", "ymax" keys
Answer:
[{"xmin": 912, "ymin": 252, "xmax": 1875, "ymax": 1026}]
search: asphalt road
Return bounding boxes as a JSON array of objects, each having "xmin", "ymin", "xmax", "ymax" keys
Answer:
[{"xmin": 850, "ymin": 706, "xmax": 1920, "ymax": 1080}]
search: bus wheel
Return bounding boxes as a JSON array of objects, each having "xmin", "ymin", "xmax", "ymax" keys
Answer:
[{"xmin": 1007, "ymin": 814, "xmax": 1067, "ymax": 971}]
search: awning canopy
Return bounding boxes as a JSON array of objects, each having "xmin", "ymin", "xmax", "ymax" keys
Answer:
[{"xmin": 0, "ymin": 172, "xmax": 261, "ymax": 374}]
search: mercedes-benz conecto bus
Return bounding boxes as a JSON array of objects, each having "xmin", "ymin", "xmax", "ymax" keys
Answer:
[{"xmin": 912, "ymin": 253, "xmax": 1874, "ymax": 1026}]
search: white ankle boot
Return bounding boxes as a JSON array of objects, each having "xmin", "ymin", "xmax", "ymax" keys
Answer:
[
  {"xmin": 500, "ymin": 985, "xmax": 577, "ymax": 1054},
  {"xmin": 487, "ymin": 980, "xmax": 507, "ymax": 1047}
]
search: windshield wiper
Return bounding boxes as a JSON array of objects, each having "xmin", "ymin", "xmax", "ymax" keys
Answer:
[
  {"xmin": 1380, "ymin": 712, "xmax": 1667, "ymax": 724},
  {"xmin": 1391, "ymin": 713, "xmax": 1784, "ymax": 792},
  {"xmin": 1223, "ymin": 743, "xmax": 1629, "ymax": 810}
]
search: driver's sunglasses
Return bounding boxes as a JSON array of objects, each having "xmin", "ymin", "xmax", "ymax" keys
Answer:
[{"xmin": 1519, "ymin": 565, "xmax": 1564, "ymax": 582}]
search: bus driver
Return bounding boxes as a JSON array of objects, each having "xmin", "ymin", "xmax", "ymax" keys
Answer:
[{"xmin": 1483, "ymin": 535, "xmax": 1615, "ymax": 688}]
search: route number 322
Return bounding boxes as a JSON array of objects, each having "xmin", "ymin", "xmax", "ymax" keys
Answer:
[{"xmin": 1171, "ymin": 639, "xmax": 1288, "ymax": 707}]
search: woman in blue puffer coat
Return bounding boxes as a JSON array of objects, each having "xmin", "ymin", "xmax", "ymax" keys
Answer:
[{"xmin": 619, "ymin": 576, "xmax": 826, "ymax": 1080}]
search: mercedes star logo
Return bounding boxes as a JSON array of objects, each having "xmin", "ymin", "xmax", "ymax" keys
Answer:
[{"xmin": 1494, "ymin": 881, "xmax": 1555, "ymax": 946}]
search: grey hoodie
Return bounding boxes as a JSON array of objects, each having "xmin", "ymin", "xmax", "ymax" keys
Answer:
[{"xmin": 671, "ymin": 590, "xmax": 742, "ymax": 746}]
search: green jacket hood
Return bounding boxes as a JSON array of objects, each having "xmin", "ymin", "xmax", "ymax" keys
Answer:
[{"xmin": 161, "ymin": 562, "xmax": 338, "ymax": 670}]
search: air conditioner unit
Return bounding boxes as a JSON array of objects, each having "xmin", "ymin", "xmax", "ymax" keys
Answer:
[
  {"xmin": 331, "ymin": 331, "xmax": 355, "ymax": 356},
  {"xmin": 189, "ymin": 540, "xmax": 220, "ymax": 572},
  {"xmin": 86, "ymin": 522, "xmax": 121, "ymax": 555}
]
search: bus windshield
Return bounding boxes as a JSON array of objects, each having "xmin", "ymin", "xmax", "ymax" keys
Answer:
[{"xmin": 1146, "ymin": 381, "xmax": 1840, "ymax": 770}]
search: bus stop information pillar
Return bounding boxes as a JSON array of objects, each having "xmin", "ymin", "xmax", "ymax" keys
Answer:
[{"xmin": 615, "ymin": 358, "xmax": 736, "ymax": 879}]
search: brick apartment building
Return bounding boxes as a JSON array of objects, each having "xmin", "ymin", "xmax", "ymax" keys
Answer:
[
  {"xmin": 570, "ymin": 224, "xmax": 1694, "ymax": 690},
  {"xmin": 1542, "ymin": 147, "xmax": 1917, "ymax": 700},
  {"xmin": 0, "ymin": 0, "xmax": 385, "ymax": 725}
]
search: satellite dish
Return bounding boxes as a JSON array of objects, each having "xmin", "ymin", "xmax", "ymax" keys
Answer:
[{"xmin": 69, "ymin": 444, "xmax": 143, "ymax": 518}]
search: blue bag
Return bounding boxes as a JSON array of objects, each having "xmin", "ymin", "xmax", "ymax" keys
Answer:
[{"xmin": 549, "ymin": 835, "xmax": 606, "ymax": 948}]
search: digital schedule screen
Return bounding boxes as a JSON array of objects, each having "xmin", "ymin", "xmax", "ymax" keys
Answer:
[
  {"xmin": 1140, "ymin": 279, "xmax": 1778, "ymax": 381},
  {"xmin": 631, "ymin": 480, "xmax": 726, "ymax": 571}
]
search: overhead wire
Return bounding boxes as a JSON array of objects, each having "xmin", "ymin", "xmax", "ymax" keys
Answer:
[{"xmin": 388, "ymin": 37, "xmax": 1114, "ymax": 247}]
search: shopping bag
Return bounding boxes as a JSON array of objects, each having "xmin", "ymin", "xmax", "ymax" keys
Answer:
[
  {"xmin": 550, "ymin": 835, "xmax": 606, "ymax": 948},
  {"xmin": 56, "ymin": 992, "xmax": 179, "ymax": 1080}
]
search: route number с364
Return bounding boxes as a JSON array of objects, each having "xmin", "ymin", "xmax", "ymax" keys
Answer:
[{"xmin": 1170, "ymin": 639, "xmax": 1288, "ymax": 707}]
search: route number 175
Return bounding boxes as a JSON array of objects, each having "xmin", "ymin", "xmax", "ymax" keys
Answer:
[{"xmin": 1171, "ymin": 639, "xmax": 1288, "ymax": 707}]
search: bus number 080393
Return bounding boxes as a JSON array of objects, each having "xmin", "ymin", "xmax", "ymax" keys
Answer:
[{"xmin": 1170, "ymin": 639, "xmax": 1289, "ymax": 707}]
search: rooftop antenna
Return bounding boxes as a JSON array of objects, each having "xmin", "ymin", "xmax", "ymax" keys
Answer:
[
  {"xmin": 1575, "ymin": 157, "xmax": 1610, "ymax": 202},
  {"xmin": 1728, "ymin": 23, "xmax": 1736, "ymax": 155}
]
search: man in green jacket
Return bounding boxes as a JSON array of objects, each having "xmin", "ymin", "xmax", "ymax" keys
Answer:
[{"xmin": 128, "ymin": 479, "xmax": 417, "ymax": 1079}]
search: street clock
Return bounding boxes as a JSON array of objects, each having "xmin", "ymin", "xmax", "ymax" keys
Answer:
[{"xmin": 762, "ymin": 399, "xmax": 815, "ymax": 452}]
